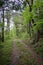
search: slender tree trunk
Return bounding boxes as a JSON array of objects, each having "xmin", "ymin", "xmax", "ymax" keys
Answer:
[
  {"xmin": 2, "ymin": 8, "xmax": 4, "ymax": 42},
  {"xmin": 28, "ymin": 0, "xmax": 34, "ymax": 37},
  {"xmin": 6, "ymin": 10, "xmax": 10, "ymax": 37},
  {"xmin": 28, "ymin": 5, "xmax": 32, "ymax": 37},
  {"xmin": 7, "ymin": 16, "xmax": 10, "ymax": 33}
]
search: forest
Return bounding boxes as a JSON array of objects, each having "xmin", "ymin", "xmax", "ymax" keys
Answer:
[{"xmin": 0, "ymin": 0, "xmax": 43, "ymax": 65}]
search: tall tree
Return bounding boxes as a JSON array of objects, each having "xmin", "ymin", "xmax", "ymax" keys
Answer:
[
  {"xmin": 2, "ymin": 8, "xmax": 4, "ymax": 42},
  {"xmin": 0, "ymin": 0, "xmax": 5, "ymax": 42},
  {"xmin": 6, "ymin": 10, "xmax": 11, "ymax": 36}
]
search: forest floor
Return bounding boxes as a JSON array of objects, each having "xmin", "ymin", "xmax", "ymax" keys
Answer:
[{"xmin": 11, "ymin": 39, "xmax": 43, "ymax": 65}]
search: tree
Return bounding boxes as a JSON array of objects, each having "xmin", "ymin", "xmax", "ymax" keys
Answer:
[
  {"xmin": 2, "ymin": 8, "xmax": 4, "ymax": 42},
  {"xmin": 22, "ymin": 0, "xmax": 34, "ymax": 36},
  {"xmin": 0, "ymin": 0, "xmax": 5, "ymax": 42},
  {"xmin": 21, "ymin": 0, "xmax": 43, "ymax": 43},
  {"xmin": 6, "ymin": 10, "xmax": 11, "ymax": 37}
]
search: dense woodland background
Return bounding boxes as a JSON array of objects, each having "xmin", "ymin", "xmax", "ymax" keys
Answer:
[{"xmin": 0, "ymin": 0, "xmax": 43, "ymax": 65}]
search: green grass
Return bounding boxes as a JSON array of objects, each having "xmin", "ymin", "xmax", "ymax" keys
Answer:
[
  {"xmin": 16, "ymin": 41, "xmax": 35, "ymax": 65},
  {"xmin": 34, "ymin": 38, "xmax": 43, "ymax": 58},
  {"xmin": 0, "ymin": 28, "xmax": 17, "ymax": 65},
  {"xmin": 22, "ymin": 37, "xmax": 43, "ymax": 58},
  {"xmin": 0, "ymin": 36, "xmax": 12, "ymax": 65}
]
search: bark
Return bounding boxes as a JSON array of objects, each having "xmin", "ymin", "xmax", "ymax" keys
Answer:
[
  {"xmin": 28, "ymin": 0, "xmax": 34, "ymax": 37},
  {"xmin": 2, "ymin": 8, "xmax": 4, "ymax": 42}
]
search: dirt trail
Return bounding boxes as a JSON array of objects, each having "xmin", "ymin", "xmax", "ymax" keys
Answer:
[
  {"xmin": 11, "ymin": 41, "xmax": 20, "ymax": 65},
  {"xmin": 11, "ymin": 39, "xmax": 43, "ymax": 65}
]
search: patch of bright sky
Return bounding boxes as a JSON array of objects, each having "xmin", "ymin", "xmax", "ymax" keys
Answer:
[
  {"xmin": 9, "ymin": 0, "xmax": 14, "ymax": 1},
  {"xmin": 9, "ymin": 0, "xmax": 24, "ymax": 2},
  {"xmin": 13, "ymin": 10, "xmax": 16, "ymax": 12}
]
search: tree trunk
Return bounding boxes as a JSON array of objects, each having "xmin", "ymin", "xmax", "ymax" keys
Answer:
[
  {"xmin": 6, "ymin": 10, "xmax": 10, "ymax": 37},
  {"xmin": 28, "ymin": 0, "xmax": 34, "ymax": 37},
  {"xmin": 2, "ymin": 8, "xmax": 4, "ymax": 42}
]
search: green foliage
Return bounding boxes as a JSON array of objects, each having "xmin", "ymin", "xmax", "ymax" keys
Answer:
[
  {"xmin": 20, "ymin": 32, "xmax": 28, "ymax": 39},
  {"xmin": 0, "ymin": 37, "xmax": 12, "ymax": 65},
  {"xmin": 32, "ymin": 20, "xmax": 43, "ymax": 31},
  {"xmin": 0, "ymin": 0, "xmax": 4, "ymax": 7},
  {"xmin": 13, "ymin": 14, "xmax": 23, "ymax": 24},
  {"xmin": 21, "ymin": 0, "xmax": 43, "ymax": 43},
  {"xmin": 10, "ymin": 27, "xmax": 16, "ymax": 39},
  {"xmin": 34, "ymin": 38, "xmax": 43, "ymax": 58},
  {"xmin": 22, "ymin": 6, "xmax": 31, "ymax": 25},
  {"xmin": 0, "ymin": 22, "xmax": 3, "ymax": 27}
]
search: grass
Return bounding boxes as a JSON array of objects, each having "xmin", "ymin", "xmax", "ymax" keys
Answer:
[
  {"xmin": 22, "ymin": 37, "xmax": 43, "ymax": 58},
  {"xmin": 0, "ymin": 36, "xmax": 12, "ymax": 65},
  {"xmin": 0, "ymin": 28, "xmax": 17, "ymax": 65},
  {"xmin": 0, "ymin": 27, "xmax": 17, "ymax": 65},
  {"xmin": 16, "ymin": 41, "xmax": 35, "ymax": 65},
  {"xmin": 33, "ymin": 38, "xmax": 43, "ymax": 58}
]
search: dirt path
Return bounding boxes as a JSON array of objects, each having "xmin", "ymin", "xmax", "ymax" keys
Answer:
[
  {"xmin": 11, "ymin": 39, "xmax": 43, "ymax": 65},
  {"xmin": 11, "ymin": 41, "xmax": 20, "ymax": 65}
]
